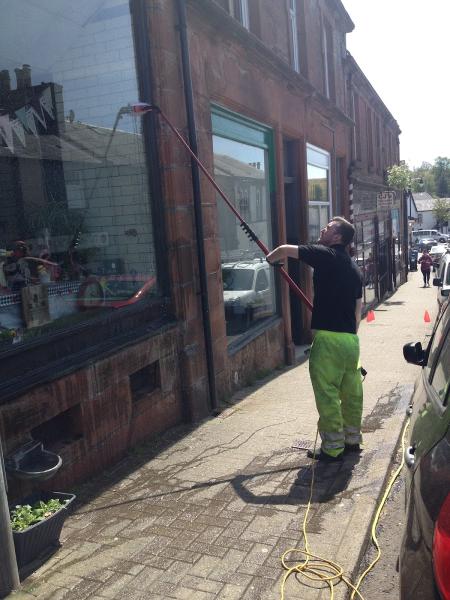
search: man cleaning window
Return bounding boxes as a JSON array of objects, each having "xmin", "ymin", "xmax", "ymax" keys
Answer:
[{"xmin": 267, "ymin": 217, "xmax": 364, "ymax": 462}]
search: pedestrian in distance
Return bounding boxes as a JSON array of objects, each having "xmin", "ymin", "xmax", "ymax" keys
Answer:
[
  {"xmin": 266, "ymin": 217, "xmax": 363, "ymax": 462},
  {"xmin": 418, "ymin": 248, "xmax": 433, "ymax": 287}
]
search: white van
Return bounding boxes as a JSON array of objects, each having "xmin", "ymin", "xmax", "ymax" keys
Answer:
[
  {"xmin": 413, "ymin": 230, "xmax": 449, "ymax": 244},
  {"xmin": 433, "ymin": 252, "xmax": 450, "ymax": 307}
]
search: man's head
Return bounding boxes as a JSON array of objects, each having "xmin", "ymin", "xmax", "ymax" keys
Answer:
[{"xmin": 319, "ymin": 216, "xmax": 355, "ymax": 247}]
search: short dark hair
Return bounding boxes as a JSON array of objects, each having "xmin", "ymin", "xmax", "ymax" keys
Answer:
[{"xmin": 332, "ymin": 216, "xmax": 355, "ymax": 245}]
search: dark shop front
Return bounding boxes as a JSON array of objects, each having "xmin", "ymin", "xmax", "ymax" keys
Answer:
[{"xmin": 0, "ymin": 0, "xmax": 187, "ymax": 498}]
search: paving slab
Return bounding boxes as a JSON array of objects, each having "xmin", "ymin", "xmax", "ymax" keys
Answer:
[{"xmin": 7, "ymin": 271, "xmax": 438, "ymax": 600}]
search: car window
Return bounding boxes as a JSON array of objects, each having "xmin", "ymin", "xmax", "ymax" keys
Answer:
[
  {"xmin": 255, "ymin": 270, "xmax": 269, "ymax": 292},
  {"xmin": 430, "ymin": 328, "xmax": 450, "ymax": 405},
  {"xmin": 426, "ymin": 312, "xmax": 447, "ymax": 380},
  {"xmin": 222, "ymin": 268, "xmax": 254, "ymax": 291},
  {"xmin": 446, "ymin": 263, "xmax": 450, "ymax": 286}
]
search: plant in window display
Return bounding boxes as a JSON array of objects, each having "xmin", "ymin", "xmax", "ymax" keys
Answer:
[{"xmin": 0, "ymin": 327, "xmax": 16, "ymax": 346}]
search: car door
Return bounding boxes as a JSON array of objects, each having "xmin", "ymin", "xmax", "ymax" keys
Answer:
[
  {"xmin": 253, "ymin": 268, "xmax": 271, "ymax": 319},
  {"xmin": 408, "ymin": 309, "xmax": 450, "ymax": 467},
  {"xmin": 401, "ymin": 310, "xmax": 450, "ymax": 599}
]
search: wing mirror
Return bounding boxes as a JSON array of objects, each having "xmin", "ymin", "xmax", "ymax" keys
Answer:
[
  {"xmin": 433, "ymin": 277, "xmax": 442, "ymax": 287},
  {"xmin": 403, "ymin": 341, "xmax": 425, "ymax": 366},
  {"xmin": 442, "ymin": 289, "xmax": 450, "ymax": 297}
]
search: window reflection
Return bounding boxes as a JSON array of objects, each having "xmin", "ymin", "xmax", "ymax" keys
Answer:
[
  {"xmin": 213, "ymin": 135, "xmax": 275, "ymax": 338},
  {"xmin": 307, "ymin": 164, "xmax": 328, "ymax": 202},
  {"xmin": 307, "ymin": 145, "xmax": 330, "ymax": 241},
  {"xmin": 0, "ymin": 1, "xmax": 158, "ymax": 348}
]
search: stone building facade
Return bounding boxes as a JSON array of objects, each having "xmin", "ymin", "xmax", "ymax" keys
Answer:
[{"xmin": 0, "ymin": 0, "xmax": 401, "ymax": 497}]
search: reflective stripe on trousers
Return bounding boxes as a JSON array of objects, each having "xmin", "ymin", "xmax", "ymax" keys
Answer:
[{"xmin": 309, "ymin": 330, "xmax": 363, "ymax": 457}]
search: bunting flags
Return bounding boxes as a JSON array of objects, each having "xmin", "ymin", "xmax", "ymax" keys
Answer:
[
  {"xmin": 0, "ymin": 86, "xmax": 55, "ymax": 153},
  {"xmin": 10, "ymin": 119, "xmax": 26, "ymax": 147},
  {"xmin": 25, "ymin": 107, "xmax": 39, "ymax": 136},
  {"xmin": 39, "ymin": 87, "xmax": 54, "ymax": 120},
  {"xmin": 0, "ymin": 114, "xmax": 14, "ymax": 153}
]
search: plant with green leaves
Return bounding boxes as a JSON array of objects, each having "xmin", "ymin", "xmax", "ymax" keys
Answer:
[
  {"xmin": 433, "ymin": 197, "xmax": 450, "ymax": 229},
  {"xmin": 386, "ymin": 163, "xmax": 412, "ymax": 191},
  {"xmin": 10, "ymin": 498, "xmax": 69, "ymax": 531}
]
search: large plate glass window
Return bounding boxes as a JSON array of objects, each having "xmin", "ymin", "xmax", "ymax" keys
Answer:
[
  {"xmin": 354, "ymin": 219, "xmax": 376, "ymax": 306},
  {"xmin": 212, "ymin": 108, "xmax": 276, "ymax": 340},
  {"xmin": 0, "ymin": 1, "xmax": 158, "ymax": 350},
  {"xmin": 307, "ymin": 144, "xmax": 330, "ymax": 242}
]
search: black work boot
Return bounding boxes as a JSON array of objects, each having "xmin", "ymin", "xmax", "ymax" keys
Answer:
[
  {"xmin": 307, "ymin": 449, "xmax": 343, "ymax": 462},
  {"xmin": 344, "ymin": 443, "xmax": 362, "ymax": 454}
]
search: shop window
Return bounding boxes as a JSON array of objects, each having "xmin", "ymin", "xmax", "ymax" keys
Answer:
[
  {"xmin": 212, "ymin": 107, "xmax": 276, "ymax": 341},
  {"xmin": 307, "ymin": 144, "xmax": 330, "ymax": 241},
  {"xmin": 354, "ymin": 219, "xmax": 376, "ymax": 306},
  {"xmin": 0, "ymin": 1, "xmax": 159, "ymax": 352}
]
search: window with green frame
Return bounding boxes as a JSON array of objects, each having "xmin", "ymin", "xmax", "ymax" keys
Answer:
[{"xmin": 211, "ymin": 106, "xmax": 277, "ymax": 340}]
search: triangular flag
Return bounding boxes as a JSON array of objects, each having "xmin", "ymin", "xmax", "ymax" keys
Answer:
[
  {"xmin": 0, "ymin": 114, "xmax": 14, "ymax": 152},
  {"xmin": 424, "ymin": 310, "xmax": 431, "ymax": 323},
  {"xmin": 10, "ymin": 119, "xmax": 26, "ymax": 146},
  {"xmin": 25, "ymin": 107, "xmax": 38, "ymax": 136},
  {"xmin": 15, "ymin": 107, "xmax": 29, "ymax": 129},
  {"xmin": 39, "ymin": 87, "xmax": 54, "ymax": 120},
  {"xmin": 28, "ymin": 104, "xmax": 47, "ymax": 129}
]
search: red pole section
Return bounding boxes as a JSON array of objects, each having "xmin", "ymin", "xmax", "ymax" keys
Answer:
[{"xmin": 132, "ymin": 103, "xmax": 313, "ymax": 312}]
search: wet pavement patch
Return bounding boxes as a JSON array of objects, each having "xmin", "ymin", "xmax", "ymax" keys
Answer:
[{"xmin": 362, "ymin": 386, "xmax": 403, "ymax": 433}]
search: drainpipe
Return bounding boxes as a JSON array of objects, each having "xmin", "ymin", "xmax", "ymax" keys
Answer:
[
  {"xmin": 175, "ymin": 0, "xmax": 218, "ymax": 412},
  {"xmin": 0, "ymin": 439, "xmax": 20, "ymax": 597}
]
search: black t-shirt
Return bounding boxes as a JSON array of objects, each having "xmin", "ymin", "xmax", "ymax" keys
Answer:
[{"xmin": 298, "ymin": 244, "xmax": 363, "ymax": 334}]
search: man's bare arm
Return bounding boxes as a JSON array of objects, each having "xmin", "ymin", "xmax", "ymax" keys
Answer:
[{"xmin": 266, "ymin": 244, "xmax": 299, "ymax": 264}]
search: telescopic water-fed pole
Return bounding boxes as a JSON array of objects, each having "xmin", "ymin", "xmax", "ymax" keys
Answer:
[{"xmin": 130, "ymin": 102, "xmax": 313, "ymax": 312}]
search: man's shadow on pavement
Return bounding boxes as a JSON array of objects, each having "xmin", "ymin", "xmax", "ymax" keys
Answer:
[{"xmin": 231, "ymin": 452, "xmax": 362, "ymax": 505}]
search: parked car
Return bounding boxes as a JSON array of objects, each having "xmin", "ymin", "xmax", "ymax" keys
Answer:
[
  {"xmin": 413, "ymin": 230, "xmax": 449, "ymax": 244},
  {"xmin": 433, "ymin": 252, "xmax": 450, "ymax": 308},
  {"xmin": 400, "ymin": 299, "xmax": 450, "ymax": 600},
  {"xmin": 414, "ymin": 238, "xmax": 437, "ymax": 253},
  {"xmin": 429, "ymin": 244, "xmax": 449, "ymax": 272},
  {"xmin": 222, "ymin": 260, "xmax": 273, "ymax": 333},
  {"xmin": 77, "ymin": 273, "xmax": 157, "ymax": 309}
]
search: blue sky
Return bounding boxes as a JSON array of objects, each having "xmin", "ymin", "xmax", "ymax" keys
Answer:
[{"xmin": 342, "ymin": 0, "xmax": 450, "ymax": 168}]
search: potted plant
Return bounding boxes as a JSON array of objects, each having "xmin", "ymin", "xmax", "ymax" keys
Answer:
[{"xmin": 10, "ymin": 491, "xmax": 75, "ymax": 569}]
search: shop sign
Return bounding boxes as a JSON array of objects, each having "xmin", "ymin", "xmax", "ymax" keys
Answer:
[
  {"xmin": 353, "ymin": 189, "xmax": 377, "ymax": 215},
  {"xmin": 377, "ymin": 191, "xmax": 398, "ymax": 210}
]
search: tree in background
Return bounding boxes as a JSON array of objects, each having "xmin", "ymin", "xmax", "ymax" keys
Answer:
[
  {"xmin": 412, "ymin": 157, "xmax": 450, "ymax": 197},
  {"xmin": 412, "ymin": 162, "xmax": 435, "ymax": 194},
  {"xmin": 433, "ymin": 197, "xmax": 450, "ymax": 229}
]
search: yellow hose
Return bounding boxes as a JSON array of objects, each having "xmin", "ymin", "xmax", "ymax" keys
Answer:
[{"xmin": 280, "ymin": 417, "xmax": 410, "ymax": 600}]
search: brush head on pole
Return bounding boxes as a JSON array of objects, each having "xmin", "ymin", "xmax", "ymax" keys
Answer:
[{"xmin": 130, "ymin": 102, "xmax": 156, "ymax": 115}]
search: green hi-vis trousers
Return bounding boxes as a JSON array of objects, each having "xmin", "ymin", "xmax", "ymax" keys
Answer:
[{"xmin": 309, "ymin": 329, "xmax": 363, "ymax": 458}]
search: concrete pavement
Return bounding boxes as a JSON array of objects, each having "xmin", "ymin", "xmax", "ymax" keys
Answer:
[{"xmin": 8, "ymin": 270, "xmax": 438, "ymax": 600}]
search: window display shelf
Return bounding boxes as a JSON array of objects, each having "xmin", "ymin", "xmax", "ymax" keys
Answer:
[{"xmin": 0, "ymin": 281, "xmax": 81, "ymax": 308}]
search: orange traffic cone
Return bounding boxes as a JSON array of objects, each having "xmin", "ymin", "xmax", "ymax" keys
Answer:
[
  {"xmin": 424, "ymin": 310, "xmax": 431, "ymax": 323},
  {"xmin": 366, "ymin": 310, "xmax": 375, "ymax": 323}
]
